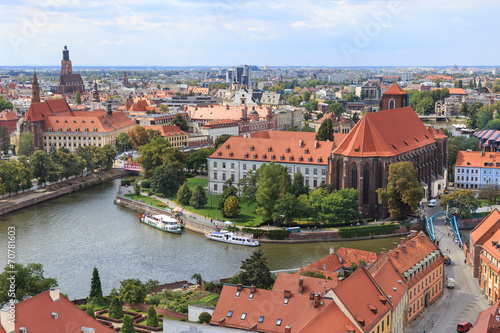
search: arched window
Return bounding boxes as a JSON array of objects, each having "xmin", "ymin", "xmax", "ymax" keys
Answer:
[
  {"xmin": 378, "ymin": 163, "xmax": 384, "ymax": 189},
  {"xmin": 363, "ymin": 164, "xmax": 370, "ymax": 204},
  {"xmin": 389, "ymin": 99, "xmax": 396, "ymax": 109},
  {"xmin": 351, "ymin": 163, "xmax": 358, "ymax": 189}
]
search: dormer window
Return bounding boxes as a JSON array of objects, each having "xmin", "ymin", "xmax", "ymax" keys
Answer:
[
  {"xmin": 235, "ymin": 291, "xmax": 241, "ymax": 297},
  {"xmin": 318, "ymin": 158, "xmax": 322, "ymax": 163},
  {"xmin": 93, "ymin": 128, "xmax": 97, "ymax": 132},
  {"xmin": 58, "ymin": 127, "xmax": 62, "ymax": 132},
  {"xmin": 280, "ymin": 155, "xmax": 284, "ymax": 161},
  {"xmin": 253, "ymin": 154, "xmax": 257, "ymax": 159},
  {"xmin": 271, "ymin": 155, "xmax": 275, "ymax": 160},
  {"xmin": 229, "ymin": 153, "xmax": 233, "ymax": 157},
  {"xmin": 308, "ymin": 157, "xmax": 312, "ymax": 162},
  {"xmin": 226, "ymin": 144, "xmax": 230, "ymax": 149},
  {"xmin": 250, "ymin": 146, "xmax": 254, "ymax": 151},
  {"xmin": 268, "ymin": 147, "xmax": 272, "ymax": 152},
  {"xmin": 289, "ymin": 156, "xmax": 293, "ymax": 161},
  {"xmin": 244, "ymin": 154, "xmax": 249, "ymax": 158},
  {"xmin": 227, "ymin": 311, "xmax": 233, "ymax": 318},
  {"xmin": 299, "ymin": 157, "xmax": 303, "ymax": 162},
  {"xmin": 218, "ymin": 152, "xmax": 222, "ymax": 156},
  {"xmin": 305, "ymin": 149, "xmax": 309, "ymax": 154},
  {"xmin": 84, "ymin": 127, "xmax": 88, "ymax": 132},
  {"xmin": 286, "ymin": 148, "xmax": 290, "ymax": 153},
  {"xmin": 48, "ymin": 127, "xmax": 53, "ymax": 132},
  {"xmin": 262, "ymin": 155, "xmax": 266, "ymax": 159}
]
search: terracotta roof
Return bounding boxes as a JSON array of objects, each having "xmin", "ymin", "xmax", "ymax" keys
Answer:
[
  {"xmin": 144, "ymin": 125, "xmax": 186, "ymax": 137},
  {"xmin": 470, "ymin": 300, "xmax": 500, "ymax": 332},
  {"xmin": 470, "ymin": 209, "xmax": 500, "ymax": 245},
  {"xmin": 300, "ymin": 301, "xmax": 361, "ymax": 333},
  {"xmin": 24, "ymin": 99, "xmax": 72, "ymax": 122},
  {"xmin": 368, "ymin": 256, "xmax": 408, "ymax": 309},
  {"xmin": 0, "ymin": 110, "xmax": 19, "ymax": 121},
  {"xmin": 203, "ymin": 119, "xmax": 239, "ymax": 128},
  {"xmin": 333, "ymin": 107, "xmax": 438, "ymax": 157},
  {"xmin": 298, "ymin": 253, "xmax": 343, "ymax": 273},
  {"xmin": 455, "ymin": 151, "xmax": 500, "ymax": 169},
  {"xmin": 332, "ymin": 267, "xmax": 392, "ymax": 332},
  {"xmin": 336, "ymin": 247, "xmax": 378, "ymax": 268},
  {"xmin": 187, "ymin": 105, "xmax": 271, "ymax": 121},
  {"xmin": 42, "ymin": 110, "xmax": 136, "ymax": 133},
  {"xmin": 432, "ymin": 87, "xmax": 467, "ymax": 95},
  {"xmin": 425, "ymin": 75, "xmax": 453, "ymax": 80},
  {"xmin": 0, "ymin": 290, "xmax": 115, "ymax": 333},
  {"xmin": 382, "ymin": 83, "xmax": 408, "ymax": 95},
  {"xmin": 208, "ymin": 131, "xmax": 335, "ymax": 166},
  {"xmin": 273, "ymin": 272, "xmax": 337, "ymax": 295}
]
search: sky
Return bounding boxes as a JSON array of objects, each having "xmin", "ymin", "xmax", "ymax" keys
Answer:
[{"xmin": 0, "ymin": 0, "xmax": 498, "ymax": 67}]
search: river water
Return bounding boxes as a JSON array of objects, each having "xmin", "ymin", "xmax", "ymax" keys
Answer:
[{"xmin": 0, "ymin": 179, "xmax": 402, "ymax": 299}]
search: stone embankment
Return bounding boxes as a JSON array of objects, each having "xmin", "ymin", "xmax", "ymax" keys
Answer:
[{"xmin": 0, "ymin": 169, "xmax": 123, "ymax": 216}]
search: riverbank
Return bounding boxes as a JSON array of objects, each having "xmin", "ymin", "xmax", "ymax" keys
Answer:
[
  {"xmin": 0, "ymin": 169, "xmax": 124, "ymax": 216},
  {"xmin": 115, "ymin": 193, "xmax": 410, "ymax": 243}
]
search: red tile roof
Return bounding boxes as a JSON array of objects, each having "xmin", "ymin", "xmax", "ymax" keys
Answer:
[
  {"xmin": 455, "ymin": 151, "xmax": 500, "ymax": 169},
  {"xmin": 425, "ymin": 75, "xmax": 453, "ymax": 81},
  {"xmin": 382, "ymin": 83, "xmax": 408, "ymax": 95},
  {"xmin": 368, "ymin": 256, "xmax": 408, "ymax": 309},
  {"xmin": 208, "ymin": 131, "xmax": 335, "ymax": 166},
  {"xmin": 0, "ymin": 290, "xmax": 115, "ymax": 333},
  {"xmin": 144, "ymin": 125, "xmax": 186, "ymax": 137},
  {"xmin": 42, "ymin": 110, "xmax": 136, "ymax": 133},
  {"xmin": 333, "ymin": 107, "xmax": 440, "ymax": 157},
  {"xmin": 470, "ymin": 300, "xmax": 500, "ymax": 333},
  {"xmin": 24, "ymin": 99, "xmax": 72, "ymax": 122},
  {"xmin": 273, "ymin": 272, "xmax": 337, "ymax": 295},
  {"xmin": 203, "ymin": 119, "xmax": 239, "ymax": 128},
  {"xmin": 0, "ymin": 110, "xmax": 19, "ymax": 121},
  {"xmin": 187, "ymin": 105, "xmax": 271, "ymax": 121},
  {"xmin": 470, "ymin": 209, "xmax": 500, "ymax": 245},
  {"xmin": 336, "ymin": 247, "xmax": 378, "ymax": 268},
  {"xmin": 300, "ymin": 301, "xmax": 361, "ymax": 333},
  {"xmin": 432, "ymin": 87, "xmax": 467, "ymax": 95}
]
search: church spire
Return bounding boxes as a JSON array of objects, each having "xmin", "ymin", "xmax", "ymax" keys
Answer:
[
  {"xmin": 92, "ymin": 80, "xmax": 99, "ymax": 102},
  {"xmin": 31, "ymin": 71, "xmax": 40, "ymax": 103}
]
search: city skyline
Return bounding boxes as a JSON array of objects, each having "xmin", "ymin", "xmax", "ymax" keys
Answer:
[{"xmin": 1, "ymin": 0, "xmax": 499, "ymax": 67}]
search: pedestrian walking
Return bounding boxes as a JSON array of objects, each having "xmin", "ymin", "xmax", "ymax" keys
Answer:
[
  {"xmin": 423, "ymin": 327, "xmax": 426, "ymax": 333},
  {"xmin": 431, "ymin": 320, "xmax": 434, "ymax": 328}
]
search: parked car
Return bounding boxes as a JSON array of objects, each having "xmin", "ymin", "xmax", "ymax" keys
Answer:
[
  {"xmin": 428, "ymin": 199, "xmax": 437, "ymax": 207},
  {"xmin": 447, "ymin": 277, "xmax": 455, "ymax": 288},
  {"xmin": 457, "ymin": 321, "xmax": 473, "ymax": 332}
]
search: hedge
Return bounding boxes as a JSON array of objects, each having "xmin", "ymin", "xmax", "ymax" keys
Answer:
[
  {"xmin": 338, "ymin": 223, "xmax": 400, "ymax": 238},
  {"xmin": 121, "ymin": 179, "xmax": 134, "ymax": 186},
  {"xmin": 141, "ymin": 180, "xmax": 152, "ymax": 188},
  {"xmin": 241, "ymin": 228, "xmax": 290, "ymax": 240}
]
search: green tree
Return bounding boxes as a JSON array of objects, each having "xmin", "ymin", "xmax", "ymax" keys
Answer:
[
  {"xmin": 177, "ymin": 182, "xmax": 192, "ymax": 206},
  {"xmin": 301, "ymin": 123, "xmax": 315, "ymax": 132},
  {"xmin": 88, "ymin": 267, "xmax": 105, "ymax": 306},
  {"xmin": 459, "ymin": 102, "xmax": 468, "ymax": 116},
  {"xmin": 239, "ymin": 249, "xmax": 274, "ymax": 289},
  {"xmin": 191, "ymin": 273, "xmax": 202, "ymax": 284},
  {"xmin": 134, "ymin": 181, "xmax": 141, "ymax": 196},
  {"xmin": 116, "ymin": 132, "xmax": 133, "ymax": 153},
  {"xmin": 328, "ymin": 103, "xmax": 345, "ymax": 116},
  {"xmin": 255, "ymin": 162, "xmax": 290, "ymax": 221},
  {"xmin": 151, "ymin": 164, "xmax": 185, "ymax": 197},
  {"xmin": 352, "ymin": 113, "xmax": 360, "ymax": 123},
  {"xmin": 218, "ymin": 181, "xmax": 238, "ymax": 216},
  {"xmin": 272, "ymin": 193, "xmax": 299, "ymax": 224},
  {"xmin": 316, "ymin": 118, "xmax": 334, "ymax": 141},
  {"xmin": 128, "ymin": 126, "xmax": 150, "ymax": 148},
  {"xmin": 0, "ymin": 263, "xmax": 57, "ymax": 306},
  {"xmin": 31, "ymin": 150, "xmax": 50, "ymax": 185},
  {"xmin": 302, "ymin": 91, "xmax": 311, "ymax": 102},
  {"xmin": 18, "ymin": 131, "xmax": 34, "ymax": 156},
  {"xmin": 84, "ymin": 304, "xmax": 95, "ymax": 319},
  {"xmin": 305, "ymin": 100, "xmax": 319, "ymax": 112},
  {"xmin": 485, "ymin": 119, "xmax": 500, "ymax": 130},
  {"xmin": 308, "ymin": 188, "xmax": 359, "ymax": 223},
  {"xmin": 108, "ymin": 296, "xmax": 124, "ymax": 319},
  {"xmin": 0, "ymin": 96, "xmax": 13, "ymax": 111},
  {"xmin": 0, "ymin": 126, "xmax": 10, "ymax": 155},
  {"xmin": 440, "ymin": 190, "xmax": 480, "ymax": 219},
  {"xmin": 190, "ymin": 184, "xmax": 208, "ymax": 208},
  {"xmin": 239, "ymin": 169, "xmax": 258, "ymax": 203},
  {"xmin": 145, "ymin": 279, "xmax": 160, "ymax": 293},
  {"xmin": 170, "ymin": 113, "xmax": 188, "ymax": 131},
  {"xmin": 146, "ymin": 305, "xmax": 159, "ymax": 327},
  {"xmin": 186, "ymin": 148, "xmax": 210, "ymax": 173},
  {"xmin": 479, "ymin": 184, "xmax": 500, "ymax": 205},
  {"xmin": 119, "ymin": 279, "xmax": 147, "ymax": 305},
  {"xmin": 376, "ymin": 162, "xmax": 424, "ymax": 218},
  {"xmin": 224, "ymin": 195, "xmax": 240, "ymax": 218},
  {"xmin": 121, "ymin": 315, "xmax": 135, "ymax": 333},
  {"xmin": 75, "ymin": 91, "xmax": 81, "ymax": 104},
  {"xmin": 198, "ymin": 312, "xmax": 212, "ymax": 324},
  {"xmin": 137, "ymin": 137, "xmax": 172, "ymax": 178},
  {"xmin": 289, "ymin": 172, "xmax": 309, "ymax": 197}
]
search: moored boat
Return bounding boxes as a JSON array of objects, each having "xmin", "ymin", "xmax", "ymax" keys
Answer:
[
  {"xmin": 205, "ymin": 229, "xmax": 259, "ymax": 246},
  {"xmin": 139, "ymin": 214, "xmax": 182, "ymax": 234}
]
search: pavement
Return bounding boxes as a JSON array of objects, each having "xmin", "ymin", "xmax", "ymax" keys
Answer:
[{"xmin": 407, "ymin": 202, "xmax": 490, "ymax": 333}]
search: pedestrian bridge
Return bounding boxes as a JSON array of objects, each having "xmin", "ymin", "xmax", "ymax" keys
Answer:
[{"xmin": 425, "ymin": 211, "xmax": 462, "ymax": 246}]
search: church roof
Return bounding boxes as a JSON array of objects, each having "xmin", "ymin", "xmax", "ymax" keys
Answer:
[
  {"xmin": 383, "ymin": 83, "xmax": 408, "ymax": 95},
  {"xmin": 59, "ymin": 74, "xmax": 83, "ymax": 85},
  {"xmin": 24, "ymin": 99, "xmax": 72, "ymax": 122},
  {"xmin": 333, "ymin": 107, "xmax": 438, "ymax": 157}
]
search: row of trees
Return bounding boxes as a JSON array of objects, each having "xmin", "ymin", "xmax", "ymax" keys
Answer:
[
  {"xmin": 408, "ymin": 88, "xmax": 450, "ymax": 115},
  {"xmin": 177, "ymin": 182, "xmax": 208, "ymax": 209},
  {"xmin": 467, "ymin": 102, "xmax": 500, "ymax": 130}
]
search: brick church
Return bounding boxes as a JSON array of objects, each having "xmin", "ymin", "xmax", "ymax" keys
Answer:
[
  {"xmin": 328, "ymin": 84, "xmax": 448, "ymax": 217},
  {"xmin": 56, "ymin": 45, "xmax": 84, "ymax": 94}
]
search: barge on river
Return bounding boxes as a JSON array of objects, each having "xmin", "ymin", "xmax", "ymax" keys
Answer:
[
  {"xmin": 139, "ymin": 214, "xmax": 182, "ymax": 234},
  {"xmin": 205, "ymin": 229, "xmax": 259, "ymax": 246}
]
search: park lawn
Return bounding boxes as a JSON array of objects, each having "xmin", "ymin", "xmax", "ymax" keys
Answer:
[
  {"xmin": 137, "ymin": 318, "xmax": 164, "ymax": 327},
  {"xmin": 123, "ymin": 193, "xmax": 167, "ymax": 208},
  {"xmin": 479, "ymin": 199, "xmax": 491, "ymax": 208}
]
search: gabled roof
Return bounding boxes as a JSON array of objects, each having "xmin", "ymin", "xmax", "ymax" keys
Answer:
[
  {"xmin": 333, "ymin": 107, "xmax": 437, "ymax": 157},
  {"xmin": 336, "ymin": 247, "xmax": 378, "ymax": 268},
  {"xmin": 24, "ymin": 99, "xmax": 72, "ymax": 122},
  {"xmin": 382, "ymin": 83, "xmax": 407, "ymax": 95},
  {"xmin": 368, "ymin": 255, "xmax": 408, "ymax": 309},
  {"xmin": 59, "ymin": 73, "xmax": 84, "ymax": 85},
  {"xmin": 273, "ymin": 272, "xmax": 337, "ymax": 295},
  {"xmin": 42, "ymin": 110, "xmax": 136, "ymax": 133},
  {"xmin": 0, "ymin": 290, "xmax": 115, "ymax": 333},
  {"xmin": 456, "ymin": 151, "xmax": 500, "ymax": 169},
  {"xmin": 0, "ymin": 110, "xmax": 19, "ymax": 121},
  {"xmin": 470, "ymin": 300, "xmax": 500, "ymax": 333},
  {"xmin": 470, "ymin": 209, "xmax": 500, "ymax": 245}
]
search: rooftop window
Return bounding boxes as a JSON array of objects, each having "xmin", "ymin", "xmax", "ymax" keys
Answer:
[
  {"xmin": 276, "ymin": 319, "xmax": 282, "ymax": 326},
  {"xmin": 241, "ymin": 313, "xmax": 247, "ymax": 320},
  {"xmin": 227, "ymin": 311, "xmax": 233, "ymax": 318},
  {"xmin": 258, "ymin": 316, "xmax": 264, "ymax": 323}
]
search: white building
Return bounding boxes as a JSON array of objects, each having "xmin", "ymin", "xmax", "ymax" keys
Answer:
[
  {"xmin": 201, "ymin": 119, "xmax": 240, "ymax": 142},
  {"xmin": 454, "ymin": 151, "xmax": 500, "ymax": 189},
  {"xmin": 207, "ymin": 131, "xmax": 336, "ymax": 194}
]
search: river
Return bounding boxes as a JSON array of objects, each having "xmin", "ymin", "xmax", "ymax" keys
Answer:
[{"xmin": 0, "ymin": 179, "xmax": 403, "ymax": 299}]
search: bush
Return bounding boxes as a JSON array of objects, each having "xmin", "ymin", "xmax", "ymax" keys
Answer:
[
  {"xmin": 146, "ymin": 305, "xmax": 159, "ymax": 327},
  {"xmin": 185, "ymin": 172, "xmax": 196, "ymax": 178},
  {"xmin": 148, "ymin": 294, "xmax": 162, "ymax": 306},
  {"xmin": 108, "ymin": 297, "xmax": 123, "ymax": 319},
  {"xmin": 156, "ymin": 202, "xmax": 167, "ymax": 208},
  {"xmin": 241, "ymin": 228, "xmax": 290, "ymax": 240},
  {"xmin": 121, "ymin": 179, "xmax": 134, "ymax": 186},
  {"xmin": 178, "ymin": 304, "xmax": 188, "ymax": 313},
  {"xmin": 204, "ymin": 281, "xmax": 215, "ymax": 292},
  {"xmin": 338, "ymin": 223, "xmax": 400, "ymax": 238},
  {"xmin": 158, "ymin": 314, "xmax": 164, "ymax": 318},
  {"xmin": 141, "ymin": 180, "xmax": 152, "ymax": 188},
  {"xmin": 198, "ymin": 312, "xmax": 212, "ymax": 324}
]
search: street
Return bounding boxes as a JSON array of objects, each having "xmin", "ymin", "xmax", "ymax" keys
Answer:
[{"xmin": 407, "ymin": 201, "xmax": 489, "ymax": 332}]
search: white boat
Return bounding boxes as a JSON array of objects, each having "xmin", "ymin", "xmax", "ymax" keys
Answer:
[
  {"xmin": 205, "ymin": 229, "xmax": 259, "ymax": 246},
  {"xmin": 452, "ymin": 124, "xmax": 467, "ymax": 130},
  {"xmin": 139, "ymin": 214, "xmax": 182, "ymax": 234}
]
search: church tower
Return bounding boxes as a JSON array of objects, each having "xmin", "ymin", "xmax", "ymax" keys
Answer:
[
  {"xmin": 61, "ymin": 45, "xmax": 72, "ymax": 76},
  {"xmin": 123, "ymin": 71, "xmax": 129, "ymax": 86},
  {"xmin": 31, "ymin": 71, "xmax": 40, "ymax": 103},
  {"xmin": 90, "ymin": 81, "xmax": 101, "ymax": 111},
  {"xmin": 379, "ymin": 83, "xmax": 409, "ymax": 111}
]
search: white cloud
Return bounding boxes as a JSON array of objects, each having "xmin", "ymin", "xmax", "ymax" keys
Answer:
[
  {"xmin": 453, "ymin": 17, "xmax": 472, "ymax": 26},
  {"xmin": 100, "ymin": 39, "xmax": 111, "ymax": 45}
]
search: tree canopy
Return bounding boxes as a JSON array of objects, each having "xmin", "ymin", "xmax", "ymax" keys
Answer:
[
  {"xmin": 238, "ymin": 249, "xmax": 274, "ymax": 289},
  {"xmin": 440, "ymin": 190, "xmax": 480, "ymax": 219},
  {"xmin": 255, "ymin": 163, "xmax": 290, "ymax": 221},
  {"xmin": 119, "ymin": 278, "xmax": 147, "ymax": 305},
  {"xmin": 316, "ymin": 118, "xmax": 334, "ymax": 142},
  {"xmin": 170, "ymin": 113, "xmax": 188, "ymax": 131},
  {"xmin": 151, "ymin": 163, "xmax": 185, "ymax": 197}
]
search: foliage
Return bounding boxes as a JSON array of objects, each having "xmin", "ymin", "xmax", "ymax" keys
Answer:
[
  {"xmin": 116, "ymin": 132, "xmax": 133, "ymax": 153},
  {"xmin": 289, "ymin": 172, "xmax": 309, "ymax": 197},
  {"xmin": 255, "ymin": 162, "xmax": 290, "ymax": 221},
  {"xmin": 485, "ymin": 119, "xmax": 500, "ymax": 131},
  {"xmin": 191, "ymin": 273, "xmax": 202, "ymax": 284},
  {"xmin": 237, "ymin": 169, "xmax": 258, "ymax": 203},
  {"xmin": 299, "ymin": 271, "xmax": 327, "ymax": 279},
  {"xmin": 0, "ymin": 95, "xmax": 13, "ymax": 111},
  {"xmin": 82, "ymin": 304, "xmax": 95, "ymax": 319},
  {"xmin": 308, "ymin": 188, "xmax": 359, "ymax": 223},
  {"xmin": 177, "ymin": 182, "xmax": 192, "ymax": 206},
  {"xmin": 0, "ymin": 263, "xmax": 57, "ymax": 307},
  {"xmin": 18, "ymin": 131, "xmax": 34, "ymax": 156},
  {"xmin": 440, "ymin": 190, "xmax": 480, "ymax": 219},
  {"xmin": 349, "ymin": 260, "xmax": 368, "ymax": 272},
  {"xmin": 212, "ymin": 135, "xmax": 232, "ymax": 151},
  {"xmin": 121, "ymin": 179, "xmax": 134, "ymax": 186},
  {"xmin": 204, "ymin": 281, "xmax": 215, "ymax": 292},
  {"xmin": 151, "ymin": 163, "xmax": 185, "ymax": 197},
  {"xmin": 145, "ymin": 278, "xmax": 160, "ymax": 292},
  {"xmin": 316, "ymin": 118, "xmax": 334, "ymax": 142},
  {"xmin": 241, "ymin": 228, "xmax": 290, "ymax": 240},
  {"xmin": 170, "ymin": 113, "xmax": 189, "ymax": 131},
  {"xmin": 108, "ymin": 296, "xmax": 124, "ymax": 319},
  {"xmin": 338, "ymin": 223, "xmax": 400, "ymax": 238},
  {"xmin": 272, "ymin": 193, "xmax": 301, "ymax": 224},
  {"xmin": 408, "ymin": 89, "xmax": 450, "ymax": 115},
  {"xmin": 0, "ymin": 126, "xmax": 10, "ymax": 155},
  {"xmin": 224, "ymin": 195, "xmax": 240, "ymax": 218},
  {"xmin": 186, "ymin": 148, "xmax": 210, "ymax": 173},
  {"xmin": 352, "ymin": 113, "xmax": 360, "ymax": 123},
  {"xmin": 148, "ymin": 294, "xmax": 162, "ymax": 306},
  {"xmin": 218, "ymin": 181, "xmax": 238, "ymax": 216},
  {"xmin": 121, "ymin": 315, "xmax": 135, "ymax": 333},
  {"xmin": 75, "ymin": 91, "xmax": 81, "ymax": 104},
  {"xmin": 88, "ymin": 267, "xmax": 105, "ymax": 307},
  {"xmin": 238, "ymin": 249, "xmax": 274, "ymax": 289},
  {"xmin": 119, "ymin": 279, "xmax": 147, "ymax": 305},
  {"xmin": 304, "ymin": 100, "xmax": 319, "ymax": 112},
  {"xmin": 377, "ymin": 162, "xmax": 424, "ymax": 218},
  {"xmin": 134, "ymin": 181, "xmax": 141, "ymax": 196},
  {"xmin": 141, "ymin": 179, "xmax": 152, "ymax": 188},
  {"xmin": 479, "ymin": 184, "xmax": 500, "ymax": 205},
  {"xmin": 328, "ymin": 103, "xmax": 345, "ymax": 116},
  {"xmin": 146, "ymin": 305, "xmax": 159, "ymax": 327},
  {"xmin": 301, "ymin": 123, "xmax": 315, "ymax": 132},
  {"xmin": 137, "ymin": 137, "xmax": 173, "ymax": 178},
  {"xmin": 129, "ymin": 126, "xmax": 151, "ymax": 148},
  {"xmin": 190, "ymin": 184, "xmax": 208, "ymax": 208},
  {"xmin": 198, "ymin": 312, "xmax": 212, "ymax": 324}
]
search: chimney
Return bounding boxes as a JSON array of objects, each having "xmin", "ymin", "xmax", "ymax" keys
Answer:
[
  {"xmin": 313, "ymin": 294, "xmax": 320, "ymax": 308},
  {"xmin": 285, "ymin": 326, "xmax": 291, "ymax": 333},
  {"xmin": 50, "ymin": 287, "xmax": 60, "ymax": 302},
  {"xmin": 411, "ymin": 240, "xmax": 416, "ymax": 247},
  {"xmin": 314, "ymin": 140, "xmax": 318, "ymax": 148},
  {"xmin": 284, "ymin": 290, "xmax": 291, "ymax": 298},
  {"xmin": 0, "ymin": 308, "xmax": 15, "ymax": 333},
  {"xmin": 402, "ymin": 245, "xmax": 407, "ymax": 253},
  {"xmin": 219, "ymin": 318, "xmax": 226, "ymax": 327},
  {"xmin": 250, "ymin": 285, "xmax": 256, "ymax": 293},
  {"xmin": 400, "ymin": 237, "xmax": 405, "ymax": 245},
  {"xmin": 309, "ymin": 290, "xmax": 314, "ymax": 300},
  {"xmin": 237, "ymin": 284, "xmax": 243, "ymax": 291},
  {"xmin": 394, "ymin": 250, "xmax": 399, "ymax": 259},
  {"xmin": 323, "ymin": 264, "xmax": 327, "ymax": 271},
  {"xmin": 393, "ymin": 242, "xmax": 398, "ymax": 250},
  {"xmin": 330, "ymin": 247, "xmax": 335, "ymax": 254},
  {"xmin": 299, "ymin": 139, "xmax": 303, "ymax": 147},
  {"xmin": 299, "ymin": 278, "xmax": 304, "ymax": 294},
  {"xmin": 410, "ymin": 230, "xmax": 417, "ymax": 238},
  {"xmin": 380, "ymin": 248, "xmax": 387, "ymax": 255}
]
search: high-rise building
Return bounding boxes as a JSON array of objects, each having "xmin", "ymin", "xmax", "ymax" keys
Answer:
[{"xmin": 226, "ymin": 65, "xmax": 251, "ymax": 87}]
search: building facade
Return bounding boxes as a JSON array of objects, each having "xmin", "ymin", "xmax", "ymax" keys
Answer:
[
  {"xmin": 144, "ymin": 125, "xmax": 187, "ymax": 148},
  {"xmin": 455, "ymin": 151, "xmax": 500, "ymax": 189},
  {"xmin": 201, "ymin": 119, "xmax": 240, "ymax": 142}
]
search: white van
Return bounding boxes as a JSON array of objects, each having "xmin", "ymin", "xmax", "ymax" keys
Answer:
[
  {"xmin": 428, "ymin": 199, "xmax": 437, "ymax": 207},
  {"xmin": 447, "ymin": 277, "xmax": 455, "ymax": 289}
]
